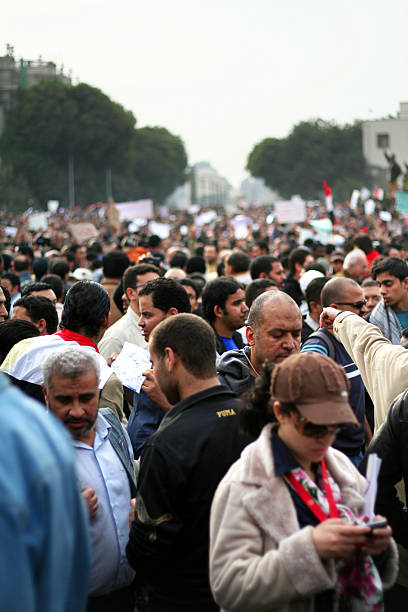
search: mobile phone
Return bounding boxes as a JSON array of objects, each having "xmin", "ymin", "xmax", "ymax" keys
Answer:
[{"xmin": 367, "ymin": 520, "xmax": 387, "ymax": 530}]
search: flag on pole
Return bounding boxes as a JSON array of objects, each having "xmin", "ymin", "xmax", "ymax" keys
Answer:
[{"xmin": 323, "ymin": 180, "xmax": 333, "ymax": 212}]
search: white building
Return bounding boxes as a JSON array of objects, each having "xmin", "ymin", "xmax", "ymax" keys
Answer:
[
  {"xmin": 239, "ymin": 176, "xmax": 277, "ymax": 205},
  {"xmin": 362, "ymin": 102, "xmax": 408, "ymax": 188}
]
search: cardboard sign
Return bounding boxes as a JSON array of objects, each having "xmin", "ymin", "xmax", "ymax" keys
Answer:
[
  {"xmin": 115, "ymin": 200, "xmax": 153, "ymax": 221},
  {"xmin": 28, "ymin": 212, "xmax": 48, "ymax": 231},
  {"xmin": 69, "ymin": 223, "xmax": 99, "ymax": 243},
  {"xmin": 274, "ymin": 198, "xmax": 306, "ymax": 223}
]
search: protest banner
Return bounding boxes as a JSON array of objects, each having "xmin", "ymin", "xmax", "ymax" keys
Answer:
[
  {"xmin": 115, "ymin": 200, "xmax": 153, "ymax": 221},
  {"xmin": 68, "ymin": 223, "xmax": 99, "ymax": 243}
]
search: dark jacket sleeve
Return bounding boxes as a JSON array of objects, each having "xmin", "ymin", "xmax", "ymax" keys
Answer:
[{"xmin": 362, "ymin": 392, "xmax": 408, "ymax": 547}]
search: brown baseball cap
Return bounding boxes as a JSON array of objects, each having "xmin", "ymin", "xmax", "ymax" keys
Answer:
[{"xmin": 270, "ymin": 352, "xmax": 358, "ymax": 426}]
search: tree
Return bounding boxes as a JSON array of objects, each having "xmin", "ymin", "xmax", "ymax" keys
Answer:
[
  {"xmin": 246, "ymin": 119, "xmax": 368, "ymax": 200},
  {"xmin": 128, "ymin": 127, "xmax": 188, "ymax": 202}
]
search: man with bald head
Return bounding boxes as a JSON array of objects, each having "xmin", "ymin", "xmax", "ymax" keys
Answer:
[
  {"xmin": 217, "ymin": 291, "xmax": 302, "ymax": 396},
  {"xmin": 301, "ymin": 276, "xmax": 367, "ymax": 464}
]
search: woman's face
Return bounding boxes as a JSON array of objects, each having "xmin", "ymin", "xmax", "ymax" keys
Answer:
[{"xmin": 274, "ymin": 401, "xmax": 338, "ymax": 469}]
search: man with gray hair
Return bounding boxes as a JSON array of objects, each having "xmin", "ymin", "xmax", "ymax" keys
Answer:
[
  {"xmin": 340, "ymin": 249, "xmax": 368, "ymax": 283},
  {"xmin": 217, "ymin": 291, "xmax": 302, "ymax": 396},
  {"xmin": 41, "ymin": 346, "xmax": 137, "ymax": 612}
]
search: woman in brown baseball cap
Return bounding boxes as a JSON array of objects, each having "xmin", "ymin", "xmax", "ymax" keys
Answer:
[{"xmin": 209, "ymin": 352, "xmax": 397, "ymax": 612}]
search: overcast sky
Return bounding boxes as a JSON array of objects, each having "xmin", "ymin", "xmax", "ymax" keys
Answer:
[{"xmin": 3, "ymin": 0, "xmax": 407, "ymax": 188}]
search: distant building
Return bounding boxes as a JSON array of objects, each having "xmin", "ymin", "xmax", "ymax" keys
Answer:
[
  {"xmin": 239, "ymin": 176, "xmax": 277, "ymax": 205},
  {"xmin": 167, "ymin": 161, "xmax": 232, "ymax": 209},
  {"xmin": 362, "ymin": 102, "xmax": 408, "ymax": 189},
  {"xmin": 0, "ymin": 44, "xmax": 71, "ymax": 134}
]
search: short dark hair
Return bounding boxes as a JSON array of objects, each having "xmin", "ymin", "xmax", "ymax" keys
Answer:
[
  {"xmin": 1, "ymin": 272, "xmax": 20, "ymax": 290},
  {"xmin": 179, "ymin": 277, "xmax": 198, "ymax": 298},
  {"xmin": 102, "ymin": 250, "xmax": 130, "ymax": 279},
  {"xmin": 227, "ymin": 251, "xmax": 250, "ymax": 274},
  {"xmin": 50, "ymin": 258, "xmax": 70, "ymax": 279},
  {"xmin": 201, "ymin": 276, "xmax": 243, "ymax": 324},
  {"xmin": 353, "ymin": 234, "xmax": 373, "ymax": 254},
  {"xmin": 305, "ymin": 277, "xmax": 330, "ymax": 309},
  {"xmin": 371, "ymin": 257, "xmax": 408, "ymax": 281},
  {"xmin": 151, "ymin": 314, "xmax": 216, "ymax": 378},
  {"xmin": 33, "ymin": 257, "xmax": 49, "ymax": 281},
  {"xmin": 123, "ymin": 263, "xmax": 161, "ymax": 291},
  {"xmin": 13, "ymin": 255, "xmax": 30, "ymax": 272},
  {"xmin": 13, "ymin": 295, "xmax": 58, "ymax": 334},
  {"xmin": 0, "ymin": 319, "xmax": 40, "ymax": 362},
  {"xmin": 139, "ymin": 278, "xmax": 191, "ymax": 314},
  {"xmin": 21, "ymin": 281, "xmax": 53, "ymax": 297},
  {"xmin": 253, "ymin": 240, "xmax": 269, "ymax": 254},
  {"xmin": 361, "ymin": 278, "xmax": 379, "ymax": 288},
  {"xmin": 169, "ymin": 251, "xmax": 188, "ymax": 270},
  {"xmin": 61, "ymin": 281, "xmax": 110, "ymax": 339},
  {"xmin": 250, "ymin": 256, "xmax": 279, "ymax": 280},
  {"xmin": 186, "ymin": 256, "xmax": 206, "ymax": 275},
  {"xmin": 41, "ymin": 274, "xmax": 64, "ymax": 301},
  {"xmin": 245, "ymin": 279, "xmax": 277, "ymax": 308},
  {"xmin": 288, "ymin": 248, "xmax": 311, "ymax": 275},
  {"xmin": 188, "ymin": 273, "xmax": 206, "ymax": 298}
]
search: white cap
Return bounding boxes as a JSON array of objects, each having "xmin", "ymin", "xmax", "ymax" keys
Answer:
[{"xmin": 69, "ymin": 268, "xmax": 92, "ymax": 281}]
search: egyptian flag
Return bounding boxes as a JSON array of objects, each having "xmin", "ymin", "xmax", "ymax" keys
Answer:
[{"xmin": 323, "ymin": 180, "xmax": 333, "ymax": 212}]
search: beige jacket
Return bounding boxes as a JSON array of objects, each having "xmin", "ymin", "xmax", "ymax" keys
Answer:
[
  {"xmin": 210, "ymin": 425, "xmax": 398, "ymax": 612},
  {"xmin": 333, "ymin": 311, "xmax": 408, "ymax": 431}
]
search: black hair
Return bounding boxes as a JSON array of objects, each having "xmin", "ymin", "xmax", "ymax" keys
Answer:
[
  {"xmin": 201, "ymin": 276, "xmax": 243, "ymax": 324},
  {"xmin": 371, "ymin": 257, "xmax": 408, "ymax": 282},
  {"xmin": 102, "ymin": 250, "xmax": 130, "ymax": 279},
  {"xmin": 288, "ymin": 248, "xmax": 311, "ymax": 275},
  {"xmin": 186, "ymin": 256, "xmax": 206, "ymax": 275},
  {"xmin": 245, "ymin": 279, "xmax": 277, "ymax": 308},
  {"xmin": 21, "ymin": 281, "xmax": 53, "ymax": 297},
  {"xmin": 50, "ymin": 258, "xmax": 70, "ymax": 279},
  {"xmin": 188, "ymin": 273, "xmax": 206, "ymax": 298},
  {"xmin": 1, "ymin": 272, "xmax": 20, "ymax": 290},
  {"xmin": 1, "ymin": 285, "xmax": 11, "ymax": 317},
  {"xmin": 179, "ymin": 277, "xmax": 198, "ymax": 297},
  {"xmin": 250, "ymin": 256, "xmax": 280, "ymax": 280},
  {"xmin": 169, "ymin": 251, "xmax": 188, "ymax": 270},
  {"xmin": 41, "ymin": 274, "xmax": 64, "ymax": 301},
  {"xmin": 13, "ymin": 295, "xmax": 59, "ymax": 334},
  {"xmin": 305, "ymin": 277, "xmax": 330, "ymax": 310},
  {"xmin": 148, "ymin": 235, "xmax": 162, "ymax": 249},
  {"xmin": 139, "ymin": 278, "xmax": 191, "ymax": 314},
  {"xmin": 61, "ymin": 281, "xmax": 110, "ymax": 339},
  {"xmin": 123, "ymin": 263, "xmax": 161, "ymax": 291},
  {"xmin": 13, "ymin": 255, "xmax": 30, "ymax": 272},
  {"xmin": 227, "ymin": 251, "xmax": 250, "ymax": 274},
  {"xmin": 151, "ymin": 313, "xmax": 216, "ymax": 378},
  {"xmin": 0, "ymin": 319, "xmax": 40, "ymax": 362},
  {"xmin": 33, "ymin": 257, "xmax": 49, "ymax": 281},
  {"xmin": 253, "ymin": 240, "xmax": 269, "ymax": 254},
  {"xmin": 353, "ymin": 234, "xmax": 373, "ymax": 255}
]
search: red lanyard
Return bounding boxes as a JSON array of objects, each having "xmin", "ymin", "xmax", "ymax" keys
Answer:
[{"xmin": 285, "ymin": 459, "xmax": 339, "ymax": 522}]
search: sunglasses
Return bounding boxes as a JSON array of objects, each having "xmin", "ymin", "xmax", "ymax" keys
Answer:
[
  {"xmin": 290, "ymin": 411, "xmax": 342, "ymax": 439},
  {"xmin": 335, "ymin": 299, "xmax": 367, "ymax": 310}
]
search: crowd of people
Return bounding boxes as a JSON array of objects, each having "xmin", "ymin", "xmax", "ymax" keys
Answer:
[{"xmin": 2, "ymin": 198, "xmax": 408, "ymax": 611}]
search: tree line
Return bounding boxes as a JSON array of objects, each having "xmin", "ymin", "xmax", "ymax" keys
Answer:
[{"xmin": 0, "ymin": 80, "xmax": 188, "ymax": 210}]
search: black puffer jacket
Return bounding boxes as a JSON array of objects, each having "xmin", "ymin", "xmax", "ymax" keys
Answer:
[{"xmin": 360, "ymin": 389, "xmax": 408, "ymax": 548}]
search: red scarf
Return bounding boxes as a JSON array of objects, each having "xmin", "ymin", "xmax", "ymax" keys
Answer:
[{"xmin": 54, "ymin": 329, "xmax": 99, "ymax": 352}]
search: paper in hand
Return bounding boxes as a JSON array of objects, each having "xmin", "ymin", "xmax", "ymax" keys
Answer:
[
  {"xmin": 363, "ymin": 453, "xmax": 382, "ymax": 520},
  {"xmin": 110, "ymin": 342, "xmax": 151, "ymax": 392}
]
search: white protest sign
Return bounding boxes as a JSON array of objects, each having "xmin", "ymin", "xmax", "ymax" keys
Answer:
[
  {"xmin": 274, "ymin": 198, "xmax": 306, "ymax": 223},
  {"xmin": 68, "ymin": 223, "xmax": 99, "ymax": 243},
  {"xmin": 28, "ymin": 212, "xmax": 48, "ymax": 231},
  {"xmin": 379, "ymin": 210, "xmax": 392, "ymax": 222},
  {"xmin": 195, "ymin": 211, "xmax": 217, "ymax": 226},
  {"xmin": 350, "ymin": 190, "xmax": 360, "ymax": 210},
  {"xmin": 110, "ymin": 342, "xmax": 151, "ymax": 392},
  {"xmin": 115, "ymin": 200, "xmax": 153, "ymax": 221},
  {"xmin": 148, "ymin": 221, "xmax": 170, "ymax": 239},
  {"xmin": 364, "ymin": 199, "xmax": 375, "ymax": 215},
  {"xmin": 47, "ymin": 200, "xmax": 59, "ymax": 213}
]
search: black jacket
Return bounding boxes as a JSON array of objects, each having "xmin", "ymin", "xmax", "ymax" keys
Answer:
[
  {"xmin": 360, "ymin": 389, "xmax": 408, "ymax": 548},
  {"xmin": 126, "ymin": 385, "xmax": 251, "ymax": 611}
]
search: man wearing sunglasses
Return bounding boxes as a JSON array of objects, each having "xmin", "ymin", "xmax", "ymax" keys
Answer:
[{"xmin": 301, "ymin": 277, "xmax": 368, "ymax": 466}]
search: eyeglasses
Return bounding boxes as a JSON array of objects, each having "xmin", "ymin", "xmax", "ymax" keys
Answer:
[
  {"xmin": 290, "ymin": 411, "xmax": 342, "ymax": 439},
  {"xmin": 130, "ymin": 282, "xmax": 147, "ymax": 290},
  {"xmin": 335, "ymin": 299, "xmax": 367, "ymax": 310}
]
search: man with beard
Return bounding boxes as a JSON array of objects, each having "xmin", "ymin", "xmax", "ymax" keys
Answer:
[
  {"xmin": 126, "ymin": 314, "xmax": 251, "ymax": 611},
  {"xmin": 41, "ymin": 347, "xmax": 137, "ymax": 612}
]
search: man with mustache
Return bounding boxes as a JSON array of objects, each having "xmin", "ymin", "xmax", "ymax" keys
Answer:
[
  {"xmin": 41, "ymin": 347, "xmax": 137, "ymax": 612},
  {"xmin": 217, "ymin": 291, "xmax": 302, "ymax": 396}
]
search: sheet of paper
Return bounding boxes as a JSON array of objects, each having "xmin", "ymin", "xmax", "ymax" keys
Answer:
[
  {"xmin": 363, "ymin": 453, "xmax": 382, "ymax": 520},
  {"xmin": 110, "ymin": 342, "xmax": 151, "ymax": 393}
]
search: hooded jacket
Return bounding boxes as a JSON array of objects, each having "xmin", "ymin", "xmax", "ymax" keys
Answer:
[{"xmin": 216, "ymin": 346, "xmax": 256, "ymax": 397}]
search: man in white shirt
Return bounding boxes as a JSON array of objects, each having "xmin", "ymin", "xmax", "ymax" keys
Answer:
[
  {"xmin": 41, "ymin": 346, "xmax": 137, "ymax": 612},
  {"xmin": 98, "ymin": 263, "xmax": 160, "ymax": 359}
]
